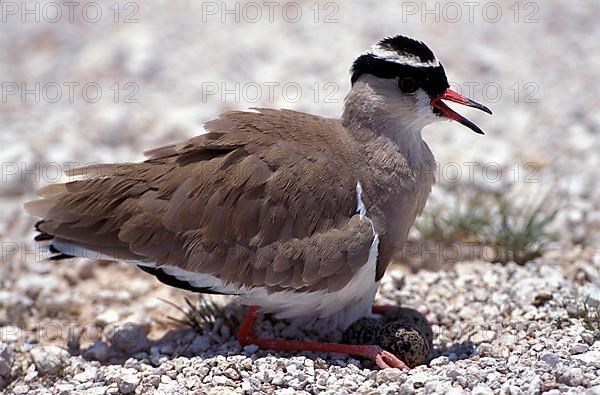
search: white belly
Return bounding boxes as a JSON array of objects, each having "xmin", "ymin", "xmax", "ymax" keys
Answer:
[{"xmin": 240, "ymin": 233, "xmax": 380, "ymax": 329}]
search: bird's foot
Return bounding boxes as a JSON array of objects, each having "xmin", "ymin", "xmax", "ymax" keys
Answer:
[
  {"xmin": 236, "ymin": 306, "xmax": 409, "ymax": 370},
  {"xmin": 369, "ymin": 347, "xmax": 410, "ymax": 369}
]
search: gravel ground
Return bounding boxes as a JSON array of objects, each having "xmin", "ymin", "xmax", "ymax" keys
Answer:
[
  {"xmin": 1, "ymin": 260, "xmax": 599, "ymax": 394},
  {"xmin": 1, "ymin": 1, "xmax": 600, "ymax": 394}
]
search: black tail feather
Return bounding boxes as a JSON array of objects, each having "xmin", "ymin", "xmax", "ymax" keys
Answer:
[
  {"xmin": 34, "ymin": 233, "xmax": 54, "ymax": 241},
  {"xmin": 43, "ymin": 243, "xmax": 75, "ymax": 261},
  {"xmin": 48, "ymin": 253, "xmax": 76, "ymax": 261},
  {"xmin": 138, "ymin": 265, "xmax": 229, "ymax": 295},
  {"xmin": 34, "ymin": 220, "xmax": 55, "ymax": 242}
]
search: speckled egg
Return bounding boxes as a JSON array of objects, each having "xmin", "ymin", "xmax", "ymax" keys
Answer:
[
  {"xmin": 378, "ymin": 321, "xmax": 430, "ymax": 368},
  {"xmin": 382, "ymin": 307, "xmax": 433, "ymax": 348},
  {"xmin": 342, "ymin": 317, "xmax": 383, "ymax": 345}
]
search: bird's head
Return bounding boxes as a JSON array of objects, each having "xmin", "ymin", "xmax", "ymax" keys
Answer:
[{"xmin": 349, "ymin": 35, "xmax": 492, "ymax": 134}]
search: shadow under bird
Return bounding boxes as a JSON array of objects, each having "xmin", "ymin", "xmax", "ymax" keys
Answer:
[{"xmin": 25, "ymin": 35, "xmax": 492, "ymax": 369}]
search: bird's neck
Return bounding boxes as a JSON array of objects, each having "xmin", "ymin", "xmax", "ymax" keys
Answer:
[{"xmin": 341, "ymin": 87, "xmax": 427, "ymax": 165}]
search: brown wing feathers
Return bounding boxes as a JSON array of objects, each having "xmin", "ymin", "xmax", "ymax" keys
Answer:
[{"xmin": 26, "ymin": 109, "xmax": 373, "ymax": 293}]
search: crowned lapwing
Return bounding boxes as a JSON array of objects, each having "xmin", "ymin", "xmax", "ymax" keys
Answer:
[{"xmin": 25, "ymin": 35, "xmax": 491, "ymax": 369}]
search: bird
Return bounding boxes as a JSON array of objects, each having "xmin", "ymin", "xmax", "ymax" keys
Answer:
[{"xmin": 25, "ymin": 34, "xmax": 491, "ymax": 369}]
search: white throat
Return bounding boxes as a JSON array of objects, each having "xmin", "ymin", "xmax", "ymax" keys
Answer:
[{"xmin": 342, "ymin": 76, "xmax": 432, "ymax": 161}]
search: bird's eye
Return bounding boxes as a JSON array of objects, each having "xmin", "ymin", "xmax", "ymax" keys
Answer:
[{"xmin": 399, "ymin": 77, "xmax": 419, "ymax": 93}]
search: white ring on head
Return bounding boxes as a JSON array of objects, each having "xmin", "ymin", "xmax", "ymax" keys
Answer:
[{"xmin": 369, "ymin": 45, "xmax": 440, "ymax": 68}]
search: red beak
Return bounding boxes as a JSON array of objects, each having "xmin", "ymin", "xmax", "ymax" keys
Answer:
[{"xmin": 431, "ymin": 88, "xmax": 492, "ymax": 135}]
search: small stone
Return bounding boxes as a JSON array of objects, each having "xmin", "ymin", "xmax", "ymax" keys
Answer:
[
  {"xmin": 241, "ymin": 379, "xmax": 254, "ymax": 392},
  {"xmin": 528, "ymin": 375, "xmax": 542, "ymax": 394},
  {"xmin": 96, "ymin": 310, "xmax": 120, "ymax": 326},
  {"xmin": 223, "ymin": 367, "xmax": 240, "ymax": 380},
  {"xmin": 446, "ymin": 369, "xmax": 462, "ymax": 379},
  {"xmin": 271, "ymin": 370, "xmax": 285, "ymax": 385},
  {"xmin": 471, "ymin": 330, "xmax": 496, "ymax": 345},
  {"xmin": 477, "ymin": 342, "xmax": 495, "ymax": 356},
  {"xmin": 55, "ymin": 383, "xmax": 75, "ymax": 393},
  {"xmin": 16, "ymin": 275, "xmax": 59, "ymax": 299},
  {"xmin": 569, "ymin": 343, "xmax": 590, "ymax": 355},
  {"xmin": 184, "ymin": 375, "xmax": 201, "ymax": 389},
  {"xmin": 76, "ymin": 382, "xmax": 95, "ymax": 391},
  {"xmin": 276, "ymin": 388, "xmax": 296, "ymax": 395},
  {"xmin": 540, "ymin": 351, "xmax": 561, "ymax": 368},
  {"xmin": 559, "ymin": 367, "xmax": 584, "ymax": 387},
  {"xmin": 532, "ymin": 343, "xmax": 545, "ymax": 352},
  {"xmin": 109, "ymin": 324, "xmax": 150, "ymax": 354},
  {"xmin": 532, "ymin": 292, "xmax": 553, "ymax": 307},
  {"xmin": 408, "ymin": 371, "xmax": 429, "ymax": 387},
  {"xmin": 117, "ymin": 373, "xmax": 140, "ymax": 394},
  {"xmin": 160, "ymin": 374, "xmax": 172, "ymax": 384},
  {"xmin": 96, "ymin": 290, "xmax": 132, "ymax": 303},
  {"xmin": 376, "ymin": 368, "xmax": 404, "ymax": 384},
  {"xmin": 12, "ymin": 385, "xmax": 30, "ymax": 394},
  {"xmin": 398, "ymin": 381, "xmax": 414, "ymax": 393},
  {"xmin": 22, "ymin": 365, "xmax": 37, "ymax": 383},
  {"xmin": 573, "ymin": 351, "xmax": 600, "ymax": 368},
  {"xmin": 212, "ymin": 375, "xmax": 228, "ymax": 385},
  {"xmin": 73, "ymin": 366, "xmax": 98, "ymax": 382},
  {"xmin": 447, "ymin": 387, "xmax": 468, "ymax": 395},
  {"xmin": 586, "ymin": 385, "xmax": 600, "ymax": 395},
  {"xmin": 429, "ymin": 356, "xmax": 449, "ymax": 367},
  {"xmin": 0, "ymin": 291, "xmax": 31, "ymax": 307},
  {"xmin": 472, "ymin": 384, "xmax": 494, "ymax": 395},
  {"xmin": 86, "ymin": 387, "xmax": 109, "ymax": 395},
  {"xmin": 30, "ymin": 345, "xmax": 69, "ymax": 376},
  {"xmin": 581, "ymin": 331, "xmax": 595, "ymax": 346},
  {"xmin": 141, "ymin": 374, "xmax": 160, "ymax": 388},
  {"xmin": 498, "ymin": 333, "xmax": 516, "ymax": 347},
  {"xmin": 507, "ymin": 385, "xmax": 520, "ymax": 395},
  {"xmin": 123, "ymin": 358, "xmax": 141, "ymax": 369}
]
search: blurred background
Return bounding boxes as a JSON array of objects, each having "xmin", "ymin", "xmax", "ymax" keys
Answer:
[{"xmin": 0, "ymin": 0, "xmax": 599, "ymax": 390}]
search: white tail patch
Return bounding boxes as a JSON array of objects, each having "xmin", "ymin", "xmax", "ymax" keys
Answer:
[{"xmin": 356, "ymin": 182, "xmax": 367, "ymax": 217}]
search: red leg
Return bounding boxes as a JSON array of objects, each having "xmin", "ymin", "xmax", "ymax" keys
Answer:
[
  {"xmin": 236, "ymin": 305, "xmax": 260, "ymax": 344},
  {"xmin": 371, "ymin": 305, "xmax": 395, "ymax": 315},
  {"xmin": 236, "ymin": 306, "xmax": 409, "ymax": 370}
]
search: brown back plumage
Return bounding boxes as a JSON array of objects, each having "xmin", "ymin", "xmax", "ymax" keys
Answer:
[{"xmin": 26, "ymin": 109, "xmax": 382, "ymax": 293}]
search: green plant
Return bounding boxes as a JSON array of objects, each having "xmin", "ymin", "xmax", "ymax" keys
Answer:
[
  {"xmin": 161, "ymin": 296, "xmax": 229, "ymax": 334},
  {"xmin": 489, "ymin": 193, "xmax": 559, "ymax": 264},
  {"xmin": 415, "ymin": 187, "xmax": 559, "ymax": 265},
  {"xmin": 416, "ymin": 193, "xmax": 490, "ymax": 242},
  {"xmin": 564, "ymin": 296, "xmax": 600, "ymax": 332}
]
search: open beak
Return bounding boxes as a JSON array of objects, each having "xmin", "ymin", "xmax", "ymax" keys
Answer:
[{"xmin": 431, "ymin": 88, "xmax": 492, "ymax": 135}]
